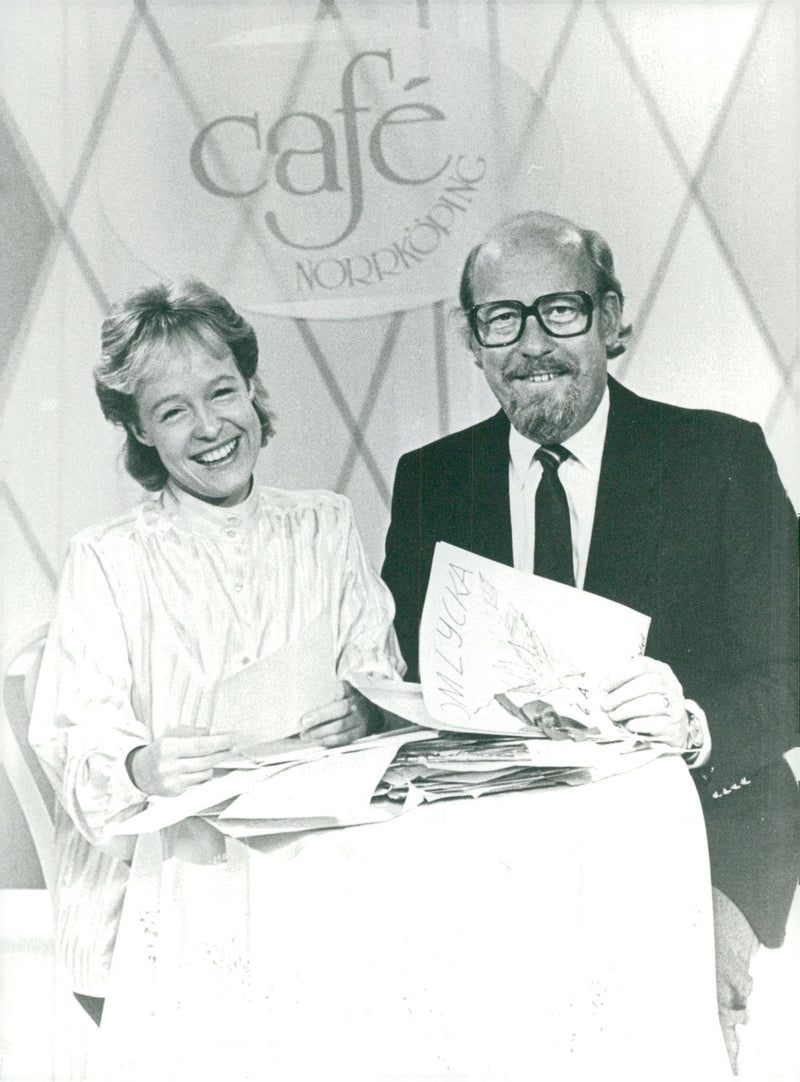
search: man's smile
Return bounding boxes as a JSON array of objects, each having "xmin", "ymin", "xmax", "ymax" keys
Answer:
[
  {"xmin": 507, "ymin": 364, "xmax": 573, "ymax": 385},
  {"xmin": 514, "ymin": 372, "xmax": 559, "ymax": 384}
]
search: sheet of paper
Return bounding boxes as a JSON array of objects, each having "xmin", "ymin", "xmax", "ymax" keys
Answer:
[
  {"xmin": 520, "ymin": 738, "xmax": 654, "ymax": 769},
  {"xmin": 211, "ymin": 613, "xmax": 341, "ymax": 752},
  {"xmin": 588, "ymin": 744, "xmax": 670, "ymax": 781},
  {"xmin": 219, "ymin": 728, "xmax": 435, "ymax": 821},
  {"xmin": 106, "ymin": 763, "xmax": 291, "ymax": 835},
  {"xmin": 420, "ymin": 542, "xmax": 651, "ymax": 737},
  {"xmin": 350, "ymin": 675, "xmax": 439, "ymax": 728},
  {"xmin": 219, "ymin": 737, "xmax": 329, "ymax": 769},
  {"xmin": 212, "ymin": 801, "xmax": 404, "ymax": 838}
]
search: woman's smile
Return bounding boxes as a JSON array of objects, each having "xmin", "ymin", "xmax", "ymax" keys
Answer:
[
  {"xmin": 192, "ymin": 436, "xmax": 240, "ymax": 465},
  {"xmin": 134, "ymin": 344, "xmax": 262, "ymax": 506}
]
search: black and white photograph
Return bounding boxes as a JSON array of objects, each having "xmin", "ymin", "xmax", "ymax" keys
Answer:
[{"xmin": 1, "ymin": 1, "xmax": 797, "ymax": 1079}]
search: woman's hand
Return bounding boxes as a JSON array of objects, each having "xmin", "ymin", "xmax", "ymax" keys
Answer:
[
  {"xmin": 299, "ymin": 682, "xmax": 383, "ymax": 748},
  {"xmin": 599, "ymin": 657, "xmax": 689, "ymax": 749},
  {"xmin": 128, "ymin": 727, "xmax": 235, "ymax": 796}
]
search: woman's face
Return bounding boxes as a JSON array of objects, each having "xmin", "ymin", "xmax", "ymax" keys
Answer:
[{"xmin": 134, "ymin": 340, "xmax": 262, "ymax": 506}]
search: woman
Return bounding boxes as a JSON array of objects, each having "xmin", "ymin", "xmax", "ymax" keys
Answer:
[{"xmin": 29, "ymin": 278, "xmax": 404, "ymax": 1023}]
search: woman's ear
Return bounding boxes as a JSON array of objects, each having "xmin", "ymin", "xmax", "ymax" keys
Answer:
[{"xmin": 128, "ymin": 422, "xmax": 154, "ymax": 447}]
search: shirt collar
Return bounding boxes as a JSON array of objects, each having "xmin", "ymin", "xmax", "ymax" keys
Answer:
[
  {"xmin": 159, "ymin": 476, "xmax": 261, "ymax": 532},
  {"xmin": 508, "ymin": 383, "xmax": 610, "ymax": 482}
]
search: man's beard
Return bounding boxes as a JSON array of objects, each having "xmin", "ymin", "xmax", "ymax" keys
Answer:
[{"xmin": 505, "ymin": 380, "xmax": 582, "ymax": 445}]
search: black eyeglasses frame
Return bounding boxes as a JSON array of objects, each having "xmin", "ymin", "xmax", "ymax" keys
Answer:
[{"xmin": 468, "ymin": 291, "xmax": 596, "ymax": 347}]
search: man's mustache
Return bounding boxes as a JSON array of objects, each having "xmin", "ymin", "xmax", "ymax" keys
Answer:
[{"xmin": 504, "ymin": 361, "xmax": 576, "ymax": 380}]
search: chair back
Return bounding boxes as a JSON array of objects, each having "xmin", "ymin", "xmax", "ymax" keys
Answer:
[{"xmin": 0, "ymin": 623, "xmax": 56, "ymax": 894}]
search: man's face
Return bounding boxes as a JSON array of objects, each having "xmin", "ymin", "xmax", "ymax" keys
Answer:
[{"xmin": 469, "ymin": 237, "xmax": 619, "ymax": 444}]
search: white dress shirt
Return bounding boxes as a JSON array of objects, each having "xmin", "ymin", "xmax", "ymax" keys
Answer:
[
  {"xmin": 508, "ymin": 387, "xmax": 610, "ymax": 588},
  {"xmin": 29, "ymin": 481, "xmax": 404, "ymax": 995}
]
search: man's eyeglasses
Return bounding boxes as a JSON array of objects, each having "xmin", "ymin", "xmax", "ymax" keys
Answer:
[{"xmin": 468, "ymin": 291, "xmax": 595, "ymax": 347}]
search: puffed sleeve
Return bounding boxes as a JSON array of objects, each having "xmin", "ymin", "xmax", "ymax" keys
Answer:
[
  {"xmin": 29, "ymin": 535, "xmax": 149, "ymax": 850},
  {"xmin": 330, "ymin": 496, "xmax": 407, "ymax": 682}
]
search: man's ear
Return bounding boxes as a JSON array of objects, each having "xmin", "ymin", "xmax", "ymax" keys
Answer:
[
  {"xmin": 451, "ymin": 307, "xmax": 483, "ymax": 368},
  {"xmin": 599, "ymin": 291, "xmax": 622, "ymax": 348}
]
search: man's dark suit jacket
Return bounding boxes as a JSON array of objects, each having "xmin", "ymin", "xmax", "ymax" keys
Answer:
[{"xmin": 382, "ymin": 376, "xmax": 800, "ymax": 947}]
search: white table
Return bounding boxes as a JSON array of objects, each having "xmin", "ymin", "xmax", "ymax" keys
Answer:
[{"xmin": 94, "ymin": 755, "xmax": 730, "ymax": 1081}]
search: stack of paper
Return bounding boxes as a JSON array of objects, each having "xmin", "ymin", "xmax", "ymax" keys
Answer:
[
  {"xmin": 372, "ymin": 731, "xmax": 670, "ymax": 808},
  {"xmin": 213, "ymin": 728, "xmax": 433, "ymax": 835},
  {"xmin": 375, "ymin": 733, "xmax": 592, "ymax": 805}
]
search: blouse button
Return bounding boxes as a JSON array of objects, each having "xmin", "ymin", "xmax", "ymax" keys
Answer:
[
  {"xmin": 232, "ymin": 582, "xmax": 243, "ymax": 593},
  {"xmin": 241, "ymin": 657, "xmax": 250, "ymax": 667},
  {"xmin": 225, "ymin": 528, "xmax": 237, "ymax": 538}
]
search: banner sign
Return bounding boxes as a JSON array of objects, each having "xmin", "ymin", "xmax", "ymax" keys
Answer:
[{"xmin": 98, "ymin": 22, "xmax": 560, "ymax": 318}]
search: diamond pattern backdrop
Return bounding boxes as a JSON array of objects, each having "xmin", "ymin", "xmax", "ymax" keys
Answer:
[{"xmin": 1, "ymin": 0, "xmax": 798, "ymax": 883}]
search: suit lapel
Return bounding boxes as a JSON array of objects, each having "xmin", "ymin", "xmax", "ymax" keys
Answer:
[
  {"xmin": 584, "ymin": 378, "xmax": 662, "ymax": 612},
  {"xmin": 469, "ymin": 410, "xmax": 514, "ymax": 567}
]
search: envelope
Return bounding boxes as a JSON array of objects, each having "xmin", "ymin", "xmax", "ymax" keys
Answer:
[{"xmin": 210, "ymin": 613, "xmax": 341, "ymax": 752}]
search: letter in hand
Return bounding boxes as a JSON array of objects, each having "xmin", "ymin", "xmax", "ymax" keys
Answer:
[
  {"xmin": 128, "ymin": 727, "xmax": 235, "ymax": 797},
  {"xmin": 299, "ymin": 681, "xmax": 383, "ymax": 748}
]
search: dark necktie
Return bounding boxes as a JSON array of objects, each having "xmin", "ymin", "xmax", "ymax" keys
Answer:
[{"xmin": 534, "ymin": 445, "xmax": 575, "ymax": 587}]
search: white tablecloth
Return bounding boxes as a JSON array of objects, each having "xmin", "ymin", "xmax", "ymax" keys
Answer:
[{"xmin": 94, "ymin": 755, "xmax": 730, "ymax": 1081}]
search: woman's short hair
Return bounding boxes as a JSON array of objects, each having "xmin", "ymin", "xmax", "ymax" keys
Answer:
[
  {"xmin": 95, "ymin": 278, "xmax": 274, "ymax": 490},
  {"xmin": 458, "ymin": 213, "xmax": 633, "ymax": 358}
]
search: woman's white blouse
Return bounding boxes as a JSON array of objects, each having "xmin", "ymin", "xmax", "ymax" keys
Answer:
[{"xmin": 29, "ymin": 482, "xmax": 405, "ymax": 995}]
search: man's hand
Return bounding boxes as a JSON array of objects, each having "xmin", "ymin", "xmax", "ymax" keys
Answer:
[
  {"xmin": 300, "ymin": 682, "xmax": 383, "ymax": 748},
  {"xmin": 128, "ymin": 727, "xmax": 235, "ymax": 796},
  {"xmin": 599, "ymin": 657, "xmax": 689, "ymax": 749}
]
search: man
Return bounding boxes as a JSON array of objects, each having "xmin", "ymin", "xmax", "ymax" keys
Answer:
[{"xmin": 382, "ymin": 211, "xmax": 799, "ymax": 1072}]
